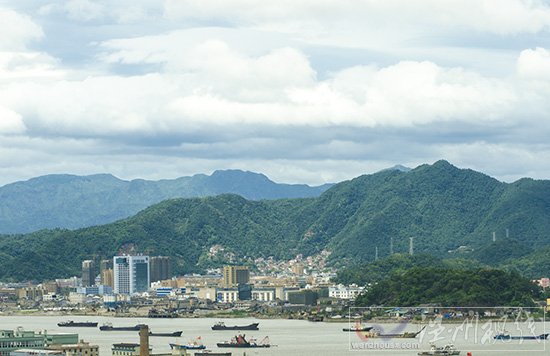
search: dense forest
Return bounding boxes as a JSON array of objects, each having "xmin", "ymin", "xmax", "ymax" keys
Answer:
[
  {"xmin": 354, "ymin": 267, "xmax": 541, "ymax": 307},
  {"xmin": 1, "ymin": 160, "xmax": 550, "ymax": 281}
]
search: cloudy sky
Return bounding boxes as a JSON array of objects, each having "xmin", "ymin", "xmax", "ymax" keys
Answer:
[{"xmin": 1, "ymin": 0, "xmax": 550, "ymax": 186}]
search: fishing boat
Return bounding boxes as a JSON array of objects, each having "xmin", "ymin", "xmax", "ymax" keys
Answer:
[
  {"xmin": 342, "ymin": 323, "xmax": 373, "ymax": 332},
  {"xmin": 216, "ymin": 335, "xmax": 271, "ymax": 348},
  {"xmin": 365, "ymin": 325, "xmax": 426, "ymax": 338},
  {"xmin": 148, "ymin": 331, "xmax": 183, "ymax": 337},
  {"xmin": 418, "ymin": 343, "xmax": 460, "ymax": 355},
  {"xmin": 99, "ymin": 323, "xmax": 147, "ymax": 331},
  {"xmin": 211, "ymin": 322, "xmax": 259, "ymax": 331},
  {"xmin": 494, "ymin": 332, "xmax": 549, "ymax": 340},
  {"xmin": 170, "ymin": 337, "xmax": 206, "ymax": 350},
  {"xmin": 57, "ymin": 321, "xmax": 98, "ymax": 327}
]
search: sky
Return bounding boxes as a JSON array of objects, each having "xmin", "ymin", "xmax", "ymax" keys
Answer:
[{"xmin": 1, "ymin": 0, "xmax": 550, "ymax": 186}]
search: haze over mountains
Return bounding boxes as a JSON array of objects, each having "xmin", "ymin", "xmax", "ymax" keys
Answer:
[
  {"xmin": 1, "ymin": 160, "xmax": 549, "ymax": 282},
  {"xmin": 0, "ymin": 170, "xmax": 333, "ymax": 234}
]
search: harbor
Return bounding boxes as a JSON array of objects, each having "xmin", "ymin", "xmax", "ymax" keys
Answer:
[{"xmin": 0, "ymin": 316, "xmax": 547, "ymax": 355}]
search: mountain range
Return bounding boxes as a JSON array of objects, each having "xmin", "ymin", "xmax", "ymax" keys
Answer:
[
  {"xmin": 1, "ymin": 160, "xmax": 549, "ymax": 282},
  {"xmin": 0, "ymin": 170, "xmax": 332, "ymax": 234}
]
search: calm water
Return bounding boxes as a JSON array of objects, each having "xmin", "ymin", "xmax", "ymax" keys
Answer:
[{"xmin": 0, "ymin": 315, "xmax": 547, "ymax": 355}]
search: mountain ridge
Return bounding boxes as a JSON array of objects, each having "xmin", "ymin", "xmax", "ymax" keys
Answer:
[
  {"xmin": 0, "ymin": 169, "xmax": 333, "ymax": 234},
  {"xmin": 1, "ymin": 160, "xmax": 549, "ymax": 281}
]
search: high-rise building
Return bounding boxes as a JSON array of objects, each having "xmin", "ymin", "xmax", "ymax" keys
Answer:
[
  {"xmin": 150, "ymin": 256, "xmax": 172, "ymax": 283},
  {"xmin": 223, "ymin": 266, "xmax": 250, "ymax": 287},
  {"xmin": 100, "ymin": 259, "xmax": 113, "ymax": 286},
  {"xmin": 113, "ymin": 255, "xmax": 150, "ymax": 294},
  {"xmin": 81, "ymin": 260, "xmax": 95, "ymax": 287},
  {"xmin": 102, "ymin": 268, "xmax": 114, "ymax": 288}
]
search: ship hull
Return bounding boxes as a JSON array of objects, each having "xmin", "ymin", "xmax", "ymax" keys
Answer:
[
  {"xmin": 149, "ymin": 331, "xmax": 183, "ymax": 337},
  {"xmin": 211, "ymin": 323, "xmax": 259, "ymax": 331},
  {"xmin": 58, "ymin": 321, "xmax": 98, "ymax": 327}
]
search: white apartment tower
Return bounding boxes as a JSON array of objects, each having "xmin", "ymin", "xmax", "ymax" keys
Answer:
[{"xmin": 113, "ymin": 255, "xmax": 150, "ymax": 294}]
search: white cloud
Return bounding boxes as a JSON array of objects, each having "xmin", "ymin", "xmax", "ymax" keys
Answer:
[
  {"xmin": 0, "ymin": 106, "xmax": 26, "ymax": 134},
  {"xmin": 163, "ymin": 0, "xmax": 550, "ymax": 44},
  {"xmin": 517, "ymin": 47, "xmax": 550, "ymax": 79},
  {"xmin": 0, "ymin": 7, "xmax": 43, "ymax": 51}
]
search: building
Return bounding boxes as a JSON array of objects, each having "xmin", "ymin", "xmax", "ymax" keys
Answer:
[
  {"xmin": 101, "ymin": 269, "xmax": 114, "ymax": 288},
  {"xmin": 287, "ymin": 290, "xmax": 318, "ymax": 305},
  {"xmin": 252, "ymin": 288, "xmax": 276, "ymax": 302},
  {"xmin": 111, "ymin": 343, "xmax": 142, "ymax": 356},
  {"xmin": 113, "ymin": 255, "xmax": 150, "ymax": 295},
  {"xmin": 0, "ymin": 328, "xmax": 78, "ymax": 356},
  {"xmin": 291, "ymin": 264, "xmax": 305, "ymax": 275},
  {"xmin": 47, "ymin": 341, "xmax": 99, "ymax": 356},
  {"xmin": 81, "ymin": 260, "xmax": 95, "ymax": 287},
  {"xmin": 10, "ymin": 350, "xmax": 63, "ymax": 356},
  {"xmin": 328, "ymin": 284, "xmax": 364, "ymax": 300},
  {"xmin": 149, "ymin": 256, "xmax": 171, "ymax": 283},
  {"xmin": 216, "ymin": 288, "xmax": 239, "ymax": 303},
  {"xmin": 100, "ymin": 260, "xmax": 113, "ymax": 286},
  {"xmin": 76, "ymin": 285, "xmax": 113, "ymax": 296},
  {"xmin": 223, "ymin": 266, "xmax": 249, "ymax": 287}
]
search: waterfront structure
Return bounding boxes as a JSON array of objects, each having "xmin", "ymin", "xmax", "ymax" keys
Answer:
[
  {"xmin": 113, "ymin": 255, "xmax": 150, "ymax": 295},
  {"xmin": 111, "ymin": 343, "xmax": 141, "ymax": 356},
  {"xmin": 150, "ymin": 256, "xmax": 171, "ymax": 283},
  {"xmin": 47, "ymin": 341, "xmax": 99, "ymax": 356},
  {"xmin": 0, "ymin": 328, "xmax": 78, "ymax": 356},
  {"xmin": 287, "ymin": 289, "xmax": 318, "ymax": 305},
  {"xmin": 216, "ymin": 288, "xmax": 239, "ymax": 303},
  {"xmin": 223, "ymin": 266, "xmax": 249, "ymax": 287},
  {"xmin": 81, "ymin": 260, "xmax": 95, "ymax": 287},
  {"xmin": 252, "ymin": 288, "xmax": 276, "ymax": 302},
  {"xmin": 10, "ymin": 350, "xmax": 63, "ymax": 356}
]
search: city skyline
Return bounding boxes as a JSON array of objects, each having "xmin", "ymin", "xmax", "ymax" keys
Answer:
[{"xmin": 1, "ymin": 1, "xmax": 550, "ymax": 186}]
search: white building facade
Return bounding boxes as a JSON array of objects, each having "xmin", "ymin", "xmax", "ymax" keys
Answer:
[{"xmin": 113, "ymin": 255, "xmax": 150, "ymax": 295}]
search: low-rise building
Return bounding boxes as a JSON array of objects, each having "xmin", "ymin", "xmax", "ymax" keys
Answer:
[
  {"xmin": 328, "ymin": 284, "xmax": 364, "ymax": 300},
  {"xmin": 47, "ymin": 341, "xmax": 99, "ymax": 356},
  {"xmin": 0, "ymin": 328, "xmax": 78, "ymax": 356}
]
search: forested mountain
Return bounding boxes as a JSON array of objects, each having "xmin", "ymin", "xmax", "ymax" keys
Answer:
[
  {"xmin": 0, "ymin": 170, "xmax": 332, "ymax": 234},
  {"xmin": 1, "ymin": 160, "xmax": 549, "ymax": 282}
]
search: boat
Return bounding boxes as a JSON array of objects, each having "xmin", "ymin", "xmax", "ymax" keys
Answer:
[
  {"xmin": 170, "ymin": 337, "xmax": 206, "ymax": 350},
  {"xmin": 216, "ymin": 335, "xmax": 271, "ymax": 348},
  {"xmin": 99, "ymin": 323, "xmax": 147, "ymax": 331},
  {"xmin": 211, "ymin": 322, "xmax": 259, "ymax": 331},
  {"xmin": 342, "ymin": 323, "xmax": 373, "ymax": 332},
  {"xmin": 194, "ymin": 352, "xmax": 231, "ymax": 356},
  {"xmin": 148, "ymin": 331, "xmax": 183, "ymax": 337},
  {"xmin": 57, "ymin": 321, "xmax": 98, "ymax": 327},
  {"xmin": 418, "ymin": 343, "xmax": 460, "ymax": 355},
  {"xmin": 494, "ymin": 332, "xmax": 549, "ymax": 340},
  {"xmin": 148, "ymin": 308, "xmax": 179, "ymax": 318},
  {"xmin": 365, "ymin": 325, "xmax": 426, "ymax": 338}
]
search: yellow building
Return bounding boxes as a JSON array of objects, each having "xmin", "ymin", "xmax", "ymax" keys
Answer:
[{"xmin": 222, "ymin": 266, "xmax": 250, "ymax": 287}]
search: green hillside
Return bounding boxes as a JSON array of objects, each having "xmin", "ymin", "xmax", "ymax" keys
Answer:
[
  {"xmin": 1, "ymin": 160, "xmax": 550, "ymax": 282},
  {"xmin": 355, "ymin": 267, "xmax": 541, "ymax": 307}
]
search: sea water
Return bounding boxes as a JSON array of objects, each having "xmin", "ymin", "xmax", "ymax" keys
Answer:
[{"xmin": 0, "ymin": 315, "xmax": 547, "ymax": 355}]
